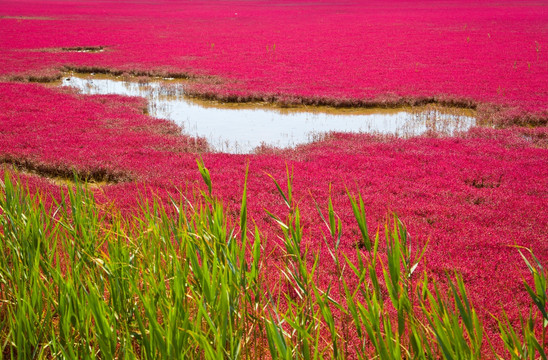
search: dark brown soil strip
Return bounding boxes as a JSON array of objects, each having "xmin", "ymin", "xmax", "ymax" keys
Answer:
[{"xmin": 0, "ymin": 158, "xmax": 129, "ymax": 186}]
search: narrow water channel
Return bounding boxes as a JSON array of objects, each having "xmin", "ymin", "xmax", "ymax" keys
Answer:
[{"xmin": 61, "ymin": 75, "xmax": 476, "ymax": 153}]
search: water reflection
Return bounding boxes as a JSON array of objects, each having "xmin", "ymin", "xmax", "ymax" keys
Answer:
[{"xmin": 61, "ymin": 75, "xmax": 476, "ymax": 153}]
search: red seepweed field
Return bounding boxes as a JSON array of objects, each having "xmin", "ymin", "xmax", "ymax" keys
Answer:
[{"xmin": 0, "ymin": 1, "xmax": 547, "ymax": 358}]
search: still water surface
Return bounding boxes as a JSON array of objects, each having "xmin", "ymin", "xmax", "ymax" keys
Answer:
[{"xmin": 62, "ymin": 76, "xmax": 475, "ymax": 153}]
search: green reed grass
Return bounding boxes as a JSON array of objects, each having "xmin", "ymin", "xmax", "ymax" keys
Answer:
[{"xmin": 0, "ymin": 161, "xmax": 546, "ymax": 359}]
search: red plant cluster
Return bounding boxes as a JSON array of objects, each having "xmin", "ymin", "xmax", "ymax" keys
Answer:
[
  {"xmin": 0, "ymin": 0, "xmax": 547, "ymax": 354},
  {"xmin": 1, "ymin": 0, "xmax": 547, "ymax": 123},
  {"xmin": 0, "ymin": 82, "xmax": 207, "ymax": 182}
]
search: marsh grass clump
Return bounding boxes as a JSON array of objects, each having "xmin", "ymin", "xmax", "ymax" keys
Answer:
[{"xmin": 0, "ymin": 162, "xmax": 546, "ymax": 359}]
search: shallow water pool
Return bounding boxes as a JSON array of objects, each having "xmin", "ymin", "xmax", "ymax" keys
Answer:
[{"xmin": 61, "ymin": 75, "xmax": 476, "ymax": 153}]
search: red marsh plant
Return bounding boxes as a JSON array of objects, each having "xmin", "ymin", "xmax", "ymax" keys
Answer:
[{"xmin": 0, "ymin": 1, "xmax": 547, "ymax": 125}]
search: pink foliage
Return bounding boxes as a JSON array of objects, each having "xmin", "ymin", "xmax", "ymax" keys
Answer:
[
  {"xmin": 0, "ymin": 1, "xmax": 547, "ymax": 122},
  {"xmin": 0, "ymin": 82, "xmax": 206, "ymax": 181}
]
